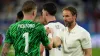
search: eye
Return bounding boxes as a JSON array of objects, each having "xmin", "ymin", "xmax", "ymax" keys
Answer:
[
  {"xmin": 65, "ymin": 15, "xmax": 69, "ymax": 17},
  {"xmin": 63, "ymin": 15, "xmax": 69, "ymax": 17}
]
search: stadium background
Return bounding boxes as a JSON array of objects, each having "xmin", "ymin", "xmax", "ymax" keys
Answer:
[{"xmin": 0, "ymin": 0, "xmax": 100, "ymax": 56}]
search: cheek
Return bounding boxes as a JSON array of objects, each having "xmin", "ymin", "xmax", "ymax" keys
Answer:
[
  {"xmin": 68, "ymin": 17, "xmax": 73, "ymax": 21},
  {"xmin": 42, "ymin": 13, "xmax": 46, "ymax": 18},
  {"xmin": 63, "ymin": 17, "xmax": 71, "ymax": 21}
]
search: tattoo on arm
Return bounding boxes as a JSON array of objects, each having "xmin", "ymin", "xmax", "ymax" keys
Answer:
[
  {"xmin": 1, "ymin": 53, "xmax": 7, "ymax": 56},
  {"xmin": 1, "ymin": 43, "xmax": 11, "ymax": 56}
]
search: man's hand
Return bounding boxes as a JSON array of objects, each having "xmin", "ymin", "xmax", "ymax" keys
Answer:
[
  {"xmin": 46, "ymin": 27, "xmax": 53, "ymax": 35},
  {"xmin": 52, "ymin": 37, "xmax": 62, "ymax": 48}
]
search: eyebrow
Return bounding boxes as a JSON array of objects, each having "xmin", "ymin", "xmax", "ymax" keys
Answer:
[{"xmin": 63, "ymin": 15, "xmax": 69, "ymax": 17}]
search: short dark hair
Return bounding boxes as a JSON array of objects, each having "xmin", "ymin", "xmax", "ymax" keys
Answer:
[
  {"xmin": 22, "ymin": 1, "xmax": 36, "ymax": 13},
  {"xmin": 17, "ymin": 11, "xmax": 23, "ymax": 19},
  {"xmin": 63, "ymin": 6, "xmax": 77, "ymax": 17},
  {"xmin": 16, "ymin": 11, "xmax": 23, "ymax": 22},
  {"xmin": 43, "ymin": 2, "xmax": 57, "ymax": 16}
]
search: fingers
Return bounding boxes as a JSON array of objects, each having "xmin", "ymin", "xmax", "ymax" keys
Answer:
[{"xmin": 46, "ymin": 27, "xmax": 53, "ymax": 34}]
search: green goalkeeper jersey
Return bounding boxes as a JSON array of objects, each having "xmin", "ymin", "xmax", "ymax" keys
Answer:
[{"xmin": 5, "ymin": 20, "xmax": 50, "ymax": 56}]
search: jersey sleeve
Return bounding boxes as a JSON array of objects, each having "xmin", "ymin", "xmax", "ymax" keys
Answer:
[
  {"xmin": 56, "ymin": 30, "xmax": 64, "ymax": 41},
  {"xmin": 40, "ymin": 25, "xmax": 50, "ymax": 46},
  {"xmin": 55, "ymin": 24, "xmax": 65, "ymax": 41},
  {"xmin": 54, "ymin": 23, "xmax": 65, "ymax": 38},
  {"xmin": 80, "ymin": 31, "xmax": 92, "ymax": 49},
  {"xmin": 4, "ymin": 26, "xmax": 13, "ymax": 44}
]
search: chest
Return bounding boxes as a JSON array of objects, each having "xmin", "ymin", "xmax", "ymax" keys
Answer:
[
  {"xmin": 62, "ymin": 32, "xmax": 82, "ymax": 48},
  {"xmin": 45, "ymin": 23, "xmax": 64, "ymax": 36}
]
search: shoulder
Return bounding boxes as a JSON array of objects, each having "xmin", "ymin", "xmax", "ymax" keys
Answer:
[
  {"xmin": 9, "ymin": 23, "xmax": 17, "ymax": 29},
  {"xmin": 56, "ymin": 22, "xmax": 65, "ymax": 27},
  {"xmin": 6, "ymin": 23, "xmax": 18, "ymax": 35},
  {"xmin": 44, "ymin": 23, "xmax": 54, "ymax": 28},
  {"xmin": 47, "ymin": 22, "xmax": 65, "ymax": 27},
  {"xmin": 78, "ymin": 25, "xmax": 90, "ymax": 37},
  {"xmin": 35, "ymin": 22, "xmax": 45, "ymax": 30},
  {"xmin": 35, "ymin": 22, "xmax": 44, "ymax": 27}
]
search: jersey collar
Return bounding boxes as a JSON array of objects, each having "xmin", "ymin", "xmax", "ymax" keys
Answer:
[
  {"xmin": 48, "ymin": 20, "xmax": 57, "ymax": 23},
  {"xmin": 66, "ymin": 23, "xmax": 79, "ymax": 33},
  {"xmin": 45, "ymin": 20, "xmax": 58, "ymax": 25},
  {"xmin": 22, "ymin": 19, "xmax": 33, "ymax": 21}
]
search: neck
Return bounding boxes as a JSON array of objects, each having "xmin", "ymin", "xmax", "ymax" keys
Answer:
[
  {"xmin": 68, "ymin": 21, "xmax": 76, "ymax": 32},
  {"xmin": 46, "ymin": 16, "xmax": 56, "ymax": 23},
  {"xmin": 23, "ymin": 14, "xmax": 34, "ymax": 21}
]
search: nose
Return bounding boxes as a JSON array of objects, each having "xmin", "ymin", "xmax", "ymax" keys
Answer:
[{"xmin": 63, "ymin": 17, "xmax": 69, "ymax": 22}]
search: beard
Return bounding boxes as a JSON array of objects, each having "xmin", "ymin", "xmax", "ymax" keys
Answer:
[{"xmin": 64, "ymin": 20, "xmax": 73, "ymax": 27}]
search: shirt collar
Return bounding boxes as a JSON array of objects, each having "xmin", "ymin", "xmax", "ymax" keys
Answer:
[
  {"xmin": 65, "ymin": 23, "xmax": 79, "ymax": 33},
  {"xmin": 45, "ymin": 20, "xmax": 58, "ymax": 25}
]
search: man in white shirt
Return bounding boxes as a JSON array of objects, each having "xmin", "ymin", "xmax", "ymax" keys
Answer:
[
  {"xmin": 52, "ymin": 6, "xmax": 92, "ymax": 56},
  {"xmin": 41, "ymin": 2, "xmax": 65, "ymax": 56}
]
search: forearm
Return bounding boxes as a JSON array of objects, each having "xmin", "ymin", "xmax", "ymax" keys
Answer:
[
  {"xmin": 84, "ymin": 48, "xmax": 92, "ymax": 56},
  {"xmin": 84, "ymin": 52, "xmax": 92, "ymax": 56},
  {"xmin": 49, "ymin": 38, "xmax": 53, "ymax": 48},
  {"xmin": 40, "ymin": 44, "xmax": 44, "ymax": 56},
  {"xmin": 52, "ymin": 37, "xmax": 62, "ymax": 48},
  {"xmin": 45, "ymin": 38, "xmax": 53, "ymax": 50},
  {"xmin": 53, "ymin": 39, "xmax": 58, "ymax": 48},
  {"xmin": 85, "ymin": 54, "xmax": 92, "ymax": 56},
  {"xmin": 1, "ymin": 43, "xmax": 11, "ymax": 56}
]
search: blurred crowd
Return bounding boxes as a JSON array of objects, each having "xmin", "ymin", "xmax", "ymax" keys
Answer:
[{"xmin": 0, "ymin": 0, "xmax": 100, "ymax": 47}]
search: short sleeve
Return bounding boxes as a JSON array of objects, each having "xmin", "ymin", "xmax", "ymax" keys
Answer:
[
  {"xmin": 4, "ymin": 27, "xmax": 13, "ymax": 44},
  {"xmin": 80, "ymin": 32, "xmax": 92, "ymax": 49},
  {"xmin": 40, "ymin": 26, "xmax": 50, "ymax": 46},
  {"xmin": 56, "ymin": 30, "xmax": 64, "ymax": 41},
  {"xmin": 55, "ymin": 23, "xmax": 65, "ymax": 41}
]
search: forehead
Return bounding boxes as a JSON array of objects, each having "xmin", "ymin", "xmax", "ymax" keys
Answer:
[{"xmin": 63, "ymin": 10, "xmax": 72, "ymax": 15}]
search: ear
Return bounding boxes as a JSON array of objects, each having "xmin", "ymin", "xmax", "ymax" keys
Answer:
[
  {"xmin": 46, "ymin": 11, "xmax": 48, "ymax": 16},
  {"xmin": 73, "ymin": 15, "xmax": 76, "ymax": 20},
  {"xmin": 32, "ymin": 11, "xmax": 34, "ymax": 16}
]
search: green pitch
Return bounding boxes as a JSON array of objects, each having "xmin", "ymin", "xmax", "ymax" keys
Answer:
[{"xmin": 92, "ymin": 47, "xmax": 100, "ymax": 56}]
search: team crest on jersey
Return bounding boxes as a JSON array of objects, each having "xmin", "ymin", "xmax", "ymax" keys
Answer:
[{"xmin": 55, "ymin": 25, "xmax": 60, "ymax": 29}]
